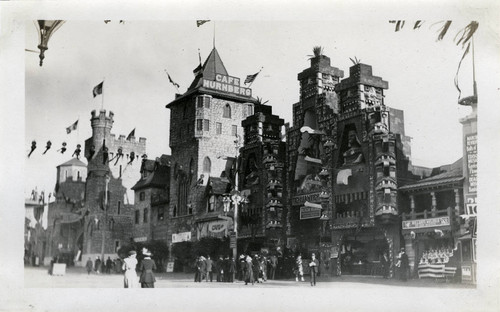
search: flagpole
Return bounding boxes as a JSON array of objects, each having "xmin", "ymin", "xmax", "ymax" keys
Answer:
[
  {"xmin": 101, "ymin": 78, "xmax": 105, "ymax": 110},
  {"xmin": 471, "ymin": 36, "xmax": 477, "ymax": 99}
]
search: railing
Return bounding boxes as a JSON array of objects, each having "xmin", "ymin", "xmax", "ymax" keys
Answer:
[{"xmin": 402, "ymin": 207, "xmax": 453, "ymax": 221}]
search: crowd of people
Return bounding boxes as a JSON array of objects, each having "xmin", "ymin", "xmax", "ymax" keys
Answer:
[
  {"xmin": 193, "ymin": 252, "xmax": 321, "ymax": 286},
  {"xmin": 84, "ymin": 256, "xmax": 123, "ymax": 275}
]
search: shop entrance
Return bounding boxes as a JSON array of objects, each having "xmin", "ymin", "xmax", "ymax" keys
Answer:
[{"xmin": 339, "ymin": 228, "xmax": 389, "ymax": 276}]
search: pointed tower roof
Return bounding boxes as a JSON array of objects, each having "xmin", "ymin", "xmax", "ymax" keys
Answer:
[
  {"xmin": 188, "ymin": 47, "xmax": 228, "ymax": 90},
  {"xmin": 167, "ymin": 47, "xmax": 258, "ymax": 108}
]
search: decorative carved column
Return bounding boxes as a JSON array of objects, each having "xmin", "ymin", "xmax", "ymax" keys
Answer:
[
  {"xmin": 430, "ymin": 192, "xmax": 437, "ymax": 217},
  {"xmin": 454, "ymin": 189, "xmax": 461, "ymax": 215},
  {"xmin": 410, "ymin": 195, "xmax": 415, "ymax": 218}
]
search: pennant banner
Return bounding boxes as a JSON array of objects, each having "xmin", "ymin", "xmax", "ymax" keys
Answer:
[
  {"xmin": 93, "ymin": 81, "xmax": 103, "ymax": 97},
  {"xmin": 66, "ymin": 120, "xmax": 78, "ymax": 134}
]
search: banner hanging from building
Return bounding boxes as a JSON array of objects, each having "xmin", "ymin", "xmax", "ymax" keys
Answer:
[{"xmin": 465, "ymin": 134, "xmax": 477, "ymax": 193}]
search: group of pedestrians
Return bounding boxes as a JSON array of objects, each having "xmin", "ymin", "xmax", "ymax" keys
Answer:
[
  {"xmin": 85, "ymin": 256, "xmax": 122, "ymax": 275},
  {"xmin": 194, "ymin": 255, "xmax": 236, "ymax": 283}
]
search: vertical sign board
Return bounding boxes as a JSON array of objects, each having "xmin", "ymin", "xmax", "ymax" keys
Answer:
[
  {"xmin": 462, "ymin": 265, "xmax": 472, "ymax": 281},
  {"xmin": 465, "ymin": 134, "xmax": 477, "ymax": 193},
  {"xmin": 229, "ymin": 234, "xmax": 236, "ymax": 248},
  {"xmin": 166, "ymin": 262, "xmax": 174, "ymax": 273}
]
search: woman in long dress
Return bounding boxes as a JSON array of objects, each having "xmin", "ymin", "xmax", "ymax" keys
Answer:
[
  {"xmin": 139, "ymin": 248, "xmax": 157, "ymax": 288},
  {"xmin": 122, "ymin": 250, "xmax": 138, "ymax": 288}
]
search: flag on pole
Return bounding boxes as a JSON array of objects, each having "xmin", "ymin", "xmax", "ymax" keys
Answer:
[
  {"xmin": 93, "ymin": 81, "xmax": 103, "ymax": 97},
  {"xmin": 66, "ymin": 120, "xmax": 79, "ymax": 134},
  {"xmin": 126, "ymin": 128, "xmax": 136, "ymax": 140},
  {"xmin": 193, "ymin": 49, "xmax": 203, "ymax": 76},
  {"xmin": 196, "ymin": 20, "xmax": 210, "ymax": 27},
  {"xmin": 166, "ymin": 72, "xmax": 180, "ymax": 88},
  {"xmin": 244, "ymin": 72, "xmax": 260, "ymax": 85}
]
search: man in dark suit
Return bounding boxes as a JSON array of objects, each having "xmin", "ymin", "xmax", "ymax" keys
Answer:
[{"xmin": 309, "ymin": 253, "xmax": 320, "ymax": 286}]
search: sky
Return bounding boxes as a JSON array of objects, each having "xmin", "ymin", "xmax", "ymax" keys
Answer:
[{"xmin": 23, "ymin": 18, "xmax": 495, "ymax": 198}]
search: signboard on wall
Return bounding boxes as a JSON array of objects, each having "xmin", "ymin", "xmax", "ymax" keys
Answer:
[
  {"xmin": 465, "ymin": 194, "xmax": 477, "ymax": 216},
  {"xmin": 202, "ymin": 74, "xmax": 252, "ymax": 97},
  {"xmin": 465, "ymin": 134, "xmax": 477, "ymax": 193},
  {"xmin": 293, "ymin": 192, "xmax": 321, "ymax": 206},
  {"xmin": 166, "ymin": 262, "xmax": 174, "ymax": 273},
  {"xmin": 300, "ymin": 206, "xmax": 322, "ymax": 220},
  {"xmin": 402, "ymin": 216, "xmax": 450, "ymax": 230},
  {"xmin": 172, "ymin": 232, "xmax": 191, "ymax": 243},
  {"xmin": 462, "ymin": 265, "xmax": 472, "ymax": 281}
]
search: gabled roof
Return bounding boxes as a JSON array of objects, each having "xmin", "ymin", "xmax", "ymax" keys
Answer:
[
  {"xmin": 132, "ymin": 160, "xmax": 170, "ymax": 191},
  {"xmin": 57, "ymin": 158, "xmax": 87, "ymax": 168}
]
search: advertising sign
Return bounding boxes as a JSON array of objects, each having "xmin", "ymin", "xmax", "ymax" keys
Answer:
[
  {"xmin": 465, "ymin": 134, "xmax": 477, "ymax": 193},
  {"xmin": 462, "ymin": 265, "xmax": 472, "ymax": 281},
  {"xmin": 202, "ymin": 74, "xmax": 252, "ymax": 97},
  {"xmin": 293, "ymin": 192, "xmax": 321, "ymax": 206},
  {"xmin": 465, "ymin": 194, "xmax": 477, "ymax": 216},
  {"xmin": 209, "ymin": 220, "xmax": 227, "ymax": 233},
  {"xmin": 172, "ymin": 232, "xmax": 191, "ymax": 243},
  {"xmin": 402, "ymin": 216, "xmax": 450, "ymax": 230},
  {"xmin": 166, "ymin": 262, "xmax": 174, "ymax": 273},
  {"xmin": 300, "ymin": 206, "xmax": 322, "ymax": 220}
]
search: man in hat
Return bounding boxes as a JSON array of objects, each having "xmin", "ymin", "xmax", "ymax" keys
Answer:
[
  {"xmin": 396, "ymin": 248, "xmax": 409, "ymax": 281},
  {"xmin": 205, "ymin": 255, "xmax": 213, "ymax": 282},
  {"xmin": 309, "ymin": 253, "xmax": 320, "ymax": 286}
]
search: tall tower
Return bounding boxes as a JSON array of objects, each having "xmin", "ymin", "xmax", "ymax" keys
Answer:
[
  {"xmin": 240, "ymin": 104, "xmax": 285, "ymax": 252},
  {"xmin": 166, "ymin": 47, "xmax": 259, "ymax": 248},
  {"xmin": 286, "ymin": 50, "xmax": 343, "ymax": 254},
  {"xmin": 82, "ymin": 110, "xmax": 146, "ymax": 261}
]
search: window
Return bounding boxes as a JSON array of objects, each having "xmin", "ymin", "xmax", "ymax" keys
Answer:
[
  {"xmin": 177, "ymin": 177, "xmax": 189, "ymax": 216},
  {"xmin": 216, "ymin": 122, "xmax": 222, "ymax": 135},
  {"xmin": 203, "ymin": 119, "xmax": 210, "ymax": 131},
  {"xmin": 197, "ymin": 95, "xmax": 211, "ymax": 108},
  {"xmin": 196, "ymin": 119, "xmax": 203, "ymax": 131},
  {"xmin": 247, "ymin": 104, "xmax": 254, "ymax": 116},
  {"xmin": 231, "ymin": 125, "xmax": 238, "ymax": 136},
  {"xmin": 119, "ymin": 165, "xmax": 122, "ymax": 178},
  {"xmin": 140, "ymin": 192, "xmax": 145, "ymax": 201},
  {"xmin": 135, "ymin": 210, "xmax": 140, "ymax": 224},
  {"xmin": 203, "ymin": 157, "xmax": 211, "ymax": 175},
  {"xmin": 208, "ymin": 195, "xmax": 217, "ymax": 212},
  {"xmin": 77, "ymin": 171, "xmax": 81, "ymax": 180},
  {"xmin": 117, "ymin": 201, "xmax": 121, "ymax": 215},
  {"xmin": 143, "ymin": 208, "xmax": 149, "ymax": 223},
  {"xmin": 115, "ymin": 241, "xmax": 120, "ymax": 252},
  {"xmin": 223, "ymin": 104, "xmax": 231, "ymax": 118}
]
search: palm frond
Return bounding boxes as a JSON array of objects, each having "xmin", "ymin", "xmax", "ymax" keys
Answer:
[
  {"xmin": 454, "ymin": 21, "xmax": 479, "ymax": 49},
  {"xmin": 436, "ymin": 20, "xmax": 452, "ymax": 41}
]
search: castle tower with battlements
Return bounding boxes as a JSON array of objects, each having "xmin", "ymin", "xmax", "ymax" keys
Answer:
[{"xmin": 82, "ymin": 109, "xmax": 146, "ymax": 262}]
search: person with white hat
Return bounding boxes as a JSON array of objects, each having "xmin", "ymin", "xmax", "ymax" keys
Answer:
[{"xmin": 139, "ymin": 248, "xmax": 157, "ymax": 288}]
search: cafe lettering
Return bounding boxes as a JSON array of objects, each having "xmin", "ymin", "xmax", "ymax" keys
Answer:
[{"xmin": 202, "ymin": 74, "xmax": 252, "ymax": 97}]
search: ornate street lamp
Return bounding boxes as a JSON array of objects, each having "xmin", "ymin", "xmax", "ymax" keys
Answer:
[{"xmin": 35, "ymin": 20, "xmax": 65, "ymax": 66}]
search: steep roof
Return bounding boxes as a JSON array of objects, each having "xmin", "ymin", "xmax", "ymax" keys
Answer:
[
  {"xmin": 57, "ymin": 158, "xmax": 87, "ymax": 168},
  {"xmin": 167, "ymin": 47, "xmax": 258, "ymax": 108},
  {"xmin": 132, "ymin": 160, "xmax": 170, "ymax": 191}
]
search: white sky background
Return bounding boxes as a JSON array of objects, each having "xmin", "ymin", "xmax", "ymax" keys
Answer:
[
  {"xmin": 24, "ymin": 19, "xmax": 491, "ymax": 196},
  {"xmin": 2, "ymin": 1, "xmax": 500, "ymax": 311}
]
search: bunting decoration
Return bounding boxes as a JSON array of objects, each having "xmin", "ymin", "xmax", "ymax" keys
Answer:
[
  {"xmin": 128, "ymin": 151, "xmax": 135, "ymax": 165},
  {"xmin": 28, "ymin": 140, "xmax": 37, "ymax": 157},
  {"xmin": 43, "ymin": 141, "xmax": 52, "ymax": 154},
  {"xmin": 58, "ymin": 142, "xmax": 67, "ymax": 154},
  {"xmin": 72, "ymin": 144, "xmax": 82, "ymax": 159}
]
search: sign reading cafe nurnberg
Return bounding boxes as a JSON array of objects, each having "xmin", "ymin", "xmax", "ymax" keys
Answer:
[{"xmin": 202, "ymin": 74, "xmax": 252, "ymax": 97}]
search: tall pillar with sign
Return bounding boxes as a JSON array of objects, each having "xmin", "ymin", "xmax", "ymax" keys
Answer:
[{"xmin": 458, "ymin": 52, "xmax": 477, "ymax": 283}]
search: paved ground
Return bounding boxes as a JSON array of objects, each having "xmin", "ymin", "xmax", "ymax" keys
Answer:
[{"xmin": 24, "ymin": 266, "xmax": 475, "ymax": 289}]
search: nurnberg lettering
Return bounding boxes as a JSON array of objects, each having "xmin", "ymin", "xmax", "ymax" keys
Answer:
[{"xmin": 202, "ymin": 78, "xmax": 252, "ymax": 97}]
